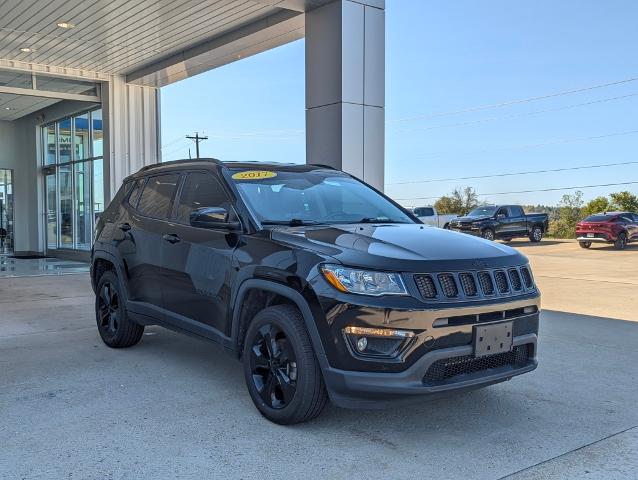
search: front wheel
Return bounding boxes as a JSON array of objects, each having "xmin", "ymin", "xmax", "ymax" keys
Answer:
[
  {"xmin": 579, "ymin": 241, "xmax": 592, "ymax": 249},
  {"xmin": 95, "ymin": 271, "xmax": 144, "ymax": 348},
  {"xmin": 242, "ymin": 305, "xmax": 328, "ymax": 425},
  {"xmin": 614, "ymin": 233, "xmax": 627, "ymax": 250},
  {"xmin": 481, "ymin": 228, "xmax": 495, "ymax": 241},
  {"xmin": 529, "ymin": 226, "xmax": 543, "ymax": 243}
]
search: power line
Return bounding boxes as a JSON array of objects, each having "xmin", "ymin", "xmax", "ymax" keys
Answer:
[
  {"xmin": 399, "ymin": 129, "xmax": 638, "ymax": 162},
  {"xmin": 387, "ymin": 160, "xmax": 638, "ymax": 186},
  {"xmin": 387, "ymin": 76, "xmax": 638, "ymax": 124},
  {"xmin": 391, "ymin": 93, "xmax": 638, "ymax": 134},
  {"xmin": 394, "ymin": 181, "xmax": 638, "ymax": 202}
]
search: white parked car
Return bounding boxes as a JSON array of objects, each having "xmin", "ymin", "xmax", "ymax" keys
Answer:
[{"xmin": 413, "ymin": 206, "xmax": 456, "ymax": 229}]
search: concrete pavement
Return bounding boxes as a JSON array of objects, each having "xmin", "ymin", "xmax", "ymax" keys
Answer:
[{"xmin": 1, "ymin": 274, "xmax": 637, "ymax": 479}]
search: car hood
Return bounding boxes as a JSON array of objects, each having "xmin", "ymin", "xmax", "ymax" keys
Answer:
[{"xmin": 270, "ymin": 223, "xmax": 527, "ymax": 272}]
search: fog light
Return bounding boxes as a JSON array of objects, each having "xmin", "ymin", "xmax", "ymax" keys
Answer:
[
  {"xmin": 356, "ymin": 337, "xmax": 368, "ymax": 352},
  {"xmin": 343, "ymin": 326, "xmax": 415, "ymax": 359}
]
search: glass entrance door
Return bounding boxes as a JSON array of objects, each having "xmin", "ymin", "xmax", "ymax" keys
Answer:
[{"xmin": 0, "ymin": 169, "xmax": 14, "ymax": 254}]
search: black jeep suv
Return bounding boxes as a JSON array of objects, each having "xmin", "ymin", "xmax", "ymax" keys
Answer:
[{"xmin": 91, "ymin": 159, "xmax": 540, "ymax": 424}]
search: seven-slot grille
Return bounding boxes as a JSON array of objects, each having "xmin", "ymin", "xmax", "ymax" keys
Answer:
[{"xmin": 414, "ymin": 266, "xmax": 535, "ymax": 302}]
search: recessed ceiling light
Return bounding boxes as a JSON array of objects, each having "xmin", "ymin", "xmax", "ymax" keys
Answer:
[
  {"xmin": 56, "ymin": 22, "xmax": 75, "ymax": 29},
  {"xmin": 20, "ymin": 47, "xmax": 34, "ymax": 53}
]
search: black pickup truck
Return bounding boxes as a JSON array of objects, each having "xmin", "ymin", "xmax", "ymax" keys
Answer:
[{"xmin": 449, "ymin": 205, "xmax": 549, "ymax": 243}]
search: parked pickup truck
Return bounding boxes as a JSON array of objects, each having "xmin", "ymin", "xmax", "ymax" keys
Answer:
[
  {"xmin": 449, "ymin": 205, "xmax": 549, "ymax": 243},
  {"xmin": 413, "ymin": 206, "xmax": 456, "ymax": 229}
]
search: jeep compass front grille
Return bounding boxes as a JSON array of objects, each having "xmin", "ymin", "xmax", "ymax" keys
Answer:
[
  {"xmin": 413, "ymin": 266, "xmax": 535, "ymax": 303},
  {"xmin": 422, "ymin": 344, "xmax": 532, "ymax": 385}
]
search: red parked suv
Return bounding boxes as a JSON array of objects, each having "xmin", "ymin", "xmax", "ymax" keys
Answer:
[{"xmin": 576, "ymin": 212, "xmax": 638, "ymax": 250}]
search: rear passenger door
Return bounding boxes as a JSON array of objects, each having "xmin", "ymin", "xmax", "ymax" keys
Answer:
[
  {"xmin": 119, "ymin": 173, "xmax": 180, "ymax": 308},
  {"xmin": 161, "ymin": 171, "xmax": 239, "ymax": 335}
]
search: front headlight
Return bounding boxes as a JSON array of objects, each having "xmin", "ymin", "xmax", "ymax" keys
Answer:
[{"xmin": 321, "ymin": 265, "xmax": 408, "ymax": 296}]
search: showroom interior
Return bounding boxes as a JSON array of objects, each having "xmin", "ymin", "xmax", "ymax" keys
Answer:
[{"xmin": 0, "ymin": 0, "xmax": 384, "ymax": 261}]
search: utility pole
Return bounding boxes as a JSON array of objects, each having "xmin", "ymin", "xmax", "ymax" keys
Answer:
[{"xmin": 185, "ymin": 132, "xmax": 208, "ymax": 159}]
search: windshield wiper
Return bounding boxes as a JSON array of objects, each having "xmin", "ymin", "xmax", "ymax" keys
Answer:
[{"xmin": 261, "ymin": 219, "xmax": 324, "ymax": 226}]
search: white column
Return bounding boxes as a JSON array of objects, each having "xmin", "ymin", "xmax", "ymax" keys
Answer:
[
  {"xmin": 305, "ymin": 0, "xmax": 385, "ymax": 191},
  {"xmin": 103, "ymin": 75, "xmax": 161, "ymax": 200}
]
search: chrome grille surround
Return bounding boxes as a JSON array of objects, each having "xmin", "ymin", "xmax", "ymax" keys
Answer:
[{"xmin": 414, "ymin": 265, "xmax": 536, "ymax": 303}]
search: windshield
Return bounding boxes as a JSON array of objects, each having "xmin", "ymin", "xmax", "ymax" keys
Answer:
[
  {"xmin": 228, "ymin": 168, "xmax": 414, "ymax": 225},
  {"xmin": 467, "ymin": 206, "xmax": 497, "ymax": 217}
]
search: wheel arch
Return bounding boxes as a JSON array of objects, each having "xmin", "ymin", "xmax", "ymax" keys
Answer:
[{"xmin": 231, "ymin": 279, "xmax": 329, "ymax": 369}]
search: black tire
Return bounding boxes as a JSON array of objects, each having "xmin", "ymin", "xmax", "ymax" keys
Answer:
[
  {"xmin": 502, "ymin": 238, "xmax": 512, "ymax": 243},
  {"xmin": 529, "ymin": 226, "xmax": 543, "ymax": 243},
  {"xmin": 443, "ymin": 223, "xmax": 450, "ymax": 230},
  {"xmin": 95, "ymin": 270, "xmax": 144, "ymax": 348},
  {"xmin": 614, "ymin": 232, "xmax": 627, "ymax": 250},
  {"xmin": 579, "ymin": 241, "xmax": 592, "ymax": 249},
  {"xmin": 481, "ymin": 228, "xmax": 495, "ymax": 241},
  {"xmin": 242, "ymin": 304, "xmax": 328, "ymax": 425}
]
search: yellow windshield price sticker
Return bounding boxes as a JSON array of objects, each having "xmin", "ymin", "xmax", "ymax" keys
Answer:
[{"xmin": 231, "ymin": 170, "xmax": 277, "ymax": 180}]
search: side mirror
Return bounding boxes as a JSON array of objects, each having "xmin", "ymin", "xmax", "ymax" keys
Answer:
[
  {"xmin": 189, "ymin": 207, "xmax": 241, "ymax": 230},
  {"xmin": 497, "ymin": 213, "xmax": 506, "ymax": 219}
]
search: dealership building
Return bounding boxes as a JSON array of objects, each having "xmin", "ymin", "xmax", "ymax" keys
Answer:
[{"xmin": 0, "ymin": 0, "xmax": 385, "ymax": 259}]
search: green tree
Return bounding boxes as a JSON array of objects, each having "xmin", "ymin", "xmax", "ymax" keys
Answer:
[
  {"xmin": 433, "ymin": 187, "xmax": 479, "ymax": 215},
  {"xmin": 582, "ymin": 196, "xmax": 611, "ymax": 218},
  {"xmin": 610, "ymin": 191, "xmax": 638, "ymax": 212},
  {"xmin": 549, "ymin": 191, "xmax": 583, "ymax": 238}
]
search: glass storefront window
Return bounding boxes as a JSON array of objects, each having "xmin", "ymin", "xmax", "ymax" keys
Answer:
[
  {"xmin": 58, "ymin": 165, "xmax": 73, "ymax": 248},
  {"xmin": 74, "ymin": 162, "xmax": 92, "ymax": 250},
  {"xmin": 74, "ymin": 113, "xmax": 90, "ymax": 161},
  {"xmin": 43, "ymin": 108, "xmax": 104, "ymax": 251},
  {"xmin": 45, "ymin": 125, "xmax": 56, "ymax": 165},
  {"xmin": 58, "ymin": 118, "xmax": 72, "ymax": 163},
  {"xmin": 92, "ymin": 109, "xmax": 103, "ymax": 158},
  {"xmin": 45, "ymin": 173, "xmax": 57, "ymax": 249}
]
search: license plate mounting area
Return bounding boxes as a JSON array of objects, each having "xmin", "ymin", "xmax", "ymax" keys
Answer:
[{"xmin": 474, "ymin": 322, "xmax": 513, "ymax": 357}]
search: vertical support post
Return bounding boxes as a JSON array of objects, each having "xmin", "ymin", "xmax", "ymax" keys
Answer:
[
  {"xmin": 103, "ymin": 75, "xmax": 161, "ymax": 200},
  {"xmin": 305, "ymin": 0, "xmax": 385, "ymax": 191}
]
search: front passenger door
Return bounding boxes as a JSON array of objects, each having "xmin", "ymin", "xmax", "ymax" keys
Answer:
[{"xmin": 161, "ymin": 171, "xmax": 240, "ymax": 336}]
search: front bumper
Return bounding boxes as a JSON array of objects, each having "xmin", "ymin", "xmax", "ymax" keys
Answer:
[{"xmin": 323, "ymin": 332, "xmax": 537, "ymax": 408}]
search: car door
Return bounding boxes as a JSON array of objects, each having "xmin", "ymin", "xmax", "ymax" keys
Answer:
[
  {"xmin": 508, "ymin": 206, "xmax": 527, "ymax": 236},
  {"xmin": 161, "ymin": 170, "xmax": 239, "ymax": 335},
  {"xmin": 622, "ymin": 214, "xmax": 638, "ymax": 241},
  {"xmin": 494, "ymin": 207, "xmax": 512, "ymax": 236},
  {"xmin": 116, "ymin": 173, "xmax": 180, "ymax": 307}
]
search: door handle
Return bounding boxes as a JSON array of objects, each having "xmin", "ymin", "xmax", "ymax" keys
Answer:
[
  {"xmin": 162, "ymin": 233, "xmax": 181, "ymax": 244},
  {"xmin": 117, "ymin": 222, "xmax": 131, "ymax": 232}
]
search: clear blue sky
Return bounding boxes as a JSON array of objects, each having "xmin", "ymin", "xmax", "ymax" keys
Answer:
[{"xmin": 161, "ymin": 0, "xmax": 638, "ymax": 207}]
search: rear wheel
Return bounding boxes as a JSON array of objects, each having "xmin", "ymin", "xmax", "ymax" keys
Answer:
[
  {"xmin": 481, "ymin": 228, "xmax": 495, "ymax": 241},
  {"xmin": 579, "ymin": 241, "xmax": 592, "ymax": 249},
  {"xmin": 242, "ymin": 305, "xmax": 328, "ymax": 425},
  {"xmin": 502, "ymin": 238, "xmax": 512, "ymax": 243},
  {"xmin": 529, "ymin": 226, "xmax": 543, "ymax": 243},
  {"xmin": 95, "ymin": 271, "xmax": 144, "ymax": 348},
  {"xmin": 614, "ymin": 232, "xmax": 627, "ymax": 250}
]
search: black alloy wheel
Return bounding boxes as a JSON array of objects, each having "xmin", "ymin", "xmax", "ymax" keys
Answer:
[
  {"xmin": 482, "ymin": 229, "xmax": 495, "ymax": 241},
  {"xmin": 95, "ymin": 271, "xmax": 144, "ymax": 348},
  {"xmin": 250, "ymin": 323, "xmax": 298, "ymax": 409},
  {"xmin": 579, "ymin": 241, "xmax": 592, "ymax": 249},
  {"xmin": 242, "ymin": 305, "xmax": 328, "ymax": 424}
]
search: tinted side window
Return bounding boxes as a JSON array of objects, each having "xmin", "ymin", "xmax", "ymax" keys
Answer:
[
  {"xmin": 137, "ymin": 174, "xmax": 180, "ymax": 219},
  {"xmin": 175, "ymin": 172, "xmax": 234, "ymax": 224},
  {"xmin": 128, "ymin": 178, "xmax": 145, "ymax": 208},
  {"xmin": 509, "ymin": 206, "xmax": 524, "ymax": 217},
  {"xmin": 497, "ymin": 208, "xmax": 508, "ymax": 217}
]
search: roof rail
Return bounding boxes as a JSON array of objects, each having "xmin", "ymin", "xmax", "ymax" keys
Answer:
[{"xmin": 138, "ymin": 158, "xmax": 223, "ymax": 172}]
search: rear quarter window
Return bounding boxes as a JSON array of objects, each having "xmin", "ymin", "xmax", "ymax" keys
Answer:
[{"xmin": 137, "ymin": 174, "xmax": 180, "ymax": 219}]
